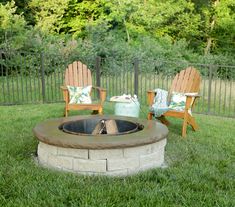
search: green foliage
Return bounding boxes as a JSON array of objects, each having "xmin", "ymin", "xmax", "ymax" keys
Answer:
[
  {"xmin": 213, "ymin": 0, "xmax": 235, "ymax": 53},
  {"xmin": 63, "ymin": 0, "xmax": 106, "ymax": 37},
  {"xmin": 0, "ymin": 0, "xmax": 234, "ymax": 70},
  {"xmin": 62, "ymin": 0, "xmax": 202, "ymax": 43},
  {"xmin": 192, "ymin": 0, "xmax": 235, "ymax": 54},
  {"xmin": 29, "ymin": 0, "xmax": 70, "ymax": 33},
  {"xmin": 0, "ymin": 1, "xmax": 27, "ymax": 50}
]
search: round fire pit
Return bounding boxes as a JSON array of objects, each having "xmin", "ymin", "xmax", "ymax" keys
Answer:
[{"xmin": 33, "ymin": 115, "xmax": 168, "ymax": 176}]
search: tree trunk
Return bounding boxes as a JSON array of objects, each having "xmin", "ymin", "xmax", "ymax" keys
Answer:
[
  {"xmin": 123, "ymin": 18, "xmax": 130, "ymax": 43},
  {"xmin": 204, "ymin": 19, "xmax": 215, "ymax": 55},
  {"xmin": 204, "ymin": 0, "xmax": 219, "ymax": 55},
  {"xmin": 117, "ymin": 0, "xmax": 130, "ymax": 43}
]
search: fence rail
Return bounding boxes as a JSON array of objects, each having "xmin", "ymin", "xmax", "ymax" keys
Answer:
[{"xmin": 0, "ymin": 51, "xmax": 234, "ymax": 118}]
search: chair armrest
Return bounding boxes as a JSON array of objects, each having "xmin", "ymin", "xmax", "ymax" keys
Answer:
[
  {"xmin": 60, "ymin": 86, "xmax": 68, "ymax": 91},
  {"xmin": 60, "ymin": 86, "xmax": 69, "ymax": 102},
  {"xmin": 147, "ymin": 90, "xmax": 155, "ymax": 106},
  {"xmin": 185, "ymin": 94, "xmax": 200, "ymax": 110},
  {"xmin": 185, "ymin": 93, "xmax": 201, "ymax": 98},
  {"xmin": 92, "ymin": 86, "xmax": 107, "ymax": 92},
  {"xmin": 92, "ymin": 86, "xmax": 107, "ymax": 103}
]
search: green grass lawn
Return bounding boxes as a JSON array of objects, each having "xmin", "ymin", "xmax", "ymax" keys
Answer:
[{"xmin": 0, "ymin": 103, "xmax": 234, "ymax": 207}]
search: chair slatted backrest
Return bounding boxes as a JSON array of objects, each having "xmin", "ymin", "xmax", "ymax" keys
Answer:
[
  {"xmin": 170, "ymin": 67, "xmax": 201, "ymax": 94},
  {"xmin": 65, "ymin": 61, "xmax": 92, "ymax": 87}
]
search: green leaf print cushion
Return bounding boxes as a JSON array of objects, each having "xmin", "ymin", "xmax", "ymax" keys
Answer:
[
  {"xmin": 168, "ymin": 92, "xmax": 186, "ymax": 111},
  {"xmin": 67, "ymin": 85, "xmax": 92, "ymax": 104}
]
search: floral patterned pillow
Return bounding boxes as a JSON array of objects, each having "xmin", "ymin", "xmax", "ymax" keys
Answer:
[
  {"xmin": 67, "ymin": 85, "xmax": 92, "ymax": 104},
  {"xmin": 168, "ymin": 92, "xmax": 186, "ymax": 111}
]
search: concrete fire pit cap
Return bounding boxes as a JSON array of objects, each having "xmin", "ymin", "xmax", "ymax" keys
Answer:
[{"xmin": 33, "ymin": 115, "xmax": 168, "ymax": 149}]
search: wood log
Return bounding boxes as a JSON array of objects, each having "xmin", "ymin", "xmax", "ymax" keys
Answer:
[
  {"xmin": 92, "ymin": 121, "xmax": 104, "ymax": 135},
  {"xmin": 105, "ymin": 120, "xmax": 118, "ymax": 134},
  {"xmin": 92, "ymin": 119, "xmax": 118, "ymax": 135}
]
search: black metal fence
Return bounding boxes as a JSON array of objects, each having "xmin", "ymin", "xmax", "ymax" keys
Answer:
[{"xmin": 0, "ymin": 51, "xmax": 235, "ymax": 118}]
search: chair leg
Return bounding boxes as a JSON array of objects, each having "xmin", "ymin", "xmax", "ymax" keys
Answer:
[
  {"xmin": 64, "ymin": 107, "xmax": 68, "ymax": 117},
  {"xmin": 147, "ymin": 112, "xmax": 153, "ymax": 120},
  {"xmin": 188, "ymin": 116, "xmax": 199, "ymax": 131},
  {"xmin": 98, "ymin": 107, "xmax": 103, "ymax": 115},
  {"xmin": 182, "ymin": 113, "xmax": 189, "ymax": 137},
  {"xmin": 158, "ymin": 116, "xmax": 170, "ymax": 126}
]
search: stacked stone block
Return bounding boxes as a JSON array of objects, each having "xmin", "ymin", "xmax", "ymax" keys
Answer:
[{"xmin": 37, "ymin": 138, "xmax": 167, "ymax": 176}]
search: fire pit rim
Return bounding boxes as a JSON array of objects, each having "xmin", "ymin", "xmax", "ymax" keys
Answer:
[{"xmin": 33, "ymin": 115, "xmax": 168, "ymax": 149}]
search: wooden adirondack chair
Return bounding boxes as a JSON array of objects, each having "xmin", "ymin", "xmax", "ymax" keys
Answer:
[
  {"xmin": 147, "ymin": 67, "xmax": 201, "ymax": 137},
  {"xmin": 61, "ymin": 61, "xmax": 106, "ymax": 117}
]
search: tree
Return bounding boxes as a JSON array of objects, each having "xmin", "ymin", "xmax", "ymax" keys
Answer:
[
  {"xmin": 192, "ymin": 0, "xmax": 235, "ymax": 54},
  {"xmin": 213, "ymin": 0, "xmax": 235, "ymax": 54},
  {"xmin": 29, "ymin": 0, "xmax": 70, "ymax": 33},
  {"xmin": 124, "ymin": 0, "xmax": 201, "ymax": 43},
  {"xmin": 1, "ymin": 0, "xmax": 234, "ymax": 56},
  {"xmin": 0, "ymin": 1, "xmax": 27, "ymax": 50}
]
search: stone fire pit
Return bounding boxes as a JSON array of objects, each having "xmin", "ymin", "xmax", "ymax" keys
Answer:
[{"xmin": 33, "ymin": 115, "xmax": 168, "ymax": 176}]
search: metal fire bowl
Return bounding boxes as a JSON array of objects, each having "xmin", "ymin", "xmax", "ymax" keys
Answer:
[
  {"xmin": 61, "ymin": 118, "xmax": 142, "ymax": 135},
  {"xmin": 33, "ymin": 115, "xmax": 168, "ymax": 149}
]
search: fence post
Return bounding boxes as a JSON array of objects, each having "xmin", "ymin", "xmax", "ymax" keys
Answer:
[
  {"xmin": 40, "ymin": 52, "xmax": 46, "ymax": 103},
  {"xmin": 0, "ymin": 51, "xmax": 4, "ymax": 104},
  {"xmin": 134, "ymin": 58, "xmax": 139, "ymax": 96},
  {"xmin": 95, "ymin": 56, "xmax": 101, "ymax": 87},
  {"xmin": 207, "ymin": 65, "xmax": 213, "ymax": 113}
]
